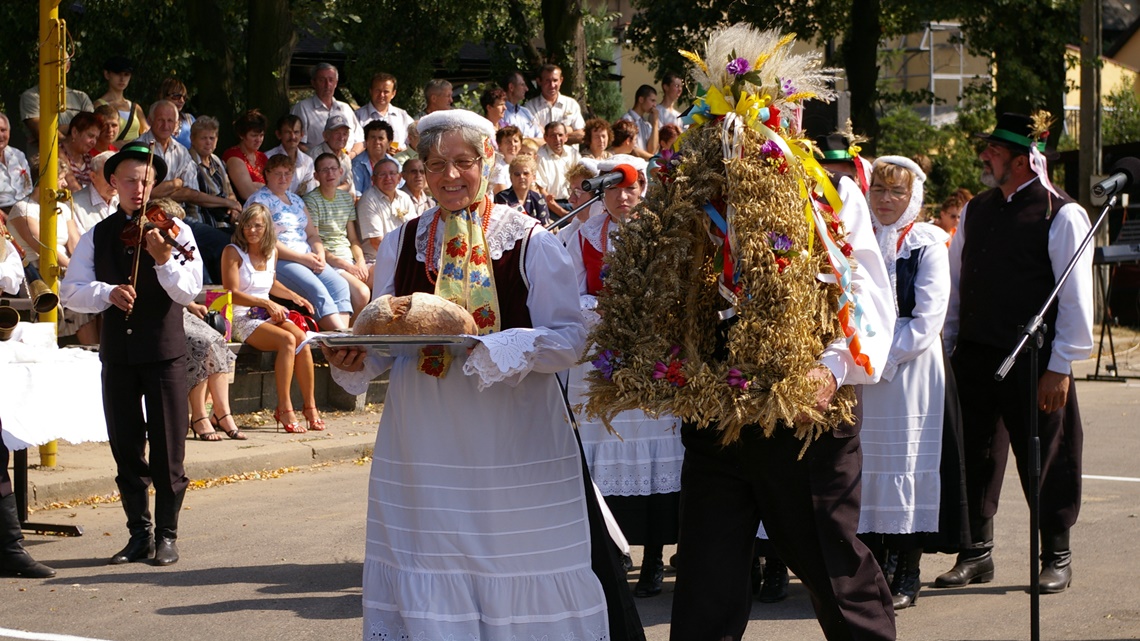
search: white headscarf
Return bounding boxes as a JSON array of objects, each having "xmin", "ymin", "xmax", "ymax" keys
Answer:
[{"xmin": 868, "ymin": 155, "xmax": 926, "ymax": 298}]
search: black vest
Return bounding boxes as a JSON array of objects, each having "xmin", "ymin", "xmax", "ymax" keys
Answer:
[
  {"xmin": 895, "ymin": 248, "xmax": 923, "ymax": 319},
  {"xmin": 957, "ymin": 179, "xmax": 1073, "ymax": 352},
  {"xmin": 92, "ymin": 210, "xmax": 186, "ymax": 364}
]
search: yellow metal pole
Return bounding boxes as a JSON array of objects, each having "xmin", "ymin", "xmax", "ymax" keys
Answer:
[{"xmin": 38, "ymin": 0, "xmax": 64, "ymax": 468}]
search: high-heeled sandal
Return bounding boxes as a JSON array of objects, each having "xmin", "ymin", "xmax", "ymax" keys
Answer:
[
  {"xmin": 189, "ymin": 417, "xmax": 222, "ymax": 441},
  {"xmin": 302, "ymin": 406, "xmax": 326, "ymax": 432},
  {"xmin": 273, "ymin": 409, "xmax": 305, "ymax": 434},
  {"xmin": 210, "ymin": 413, "xmax": 248, "ymax": 440}
]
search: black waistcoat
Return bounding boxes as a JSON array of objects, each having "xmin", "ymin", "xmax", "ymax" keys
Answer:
[
  {"xmin": 957, "ymin": 180, "xmax": 1073, "ymax": 351},
  {"xmin": 393, "ymin": 215, "xmax": 534, "ymax": 329},
  {"xmin": 92, "ymin": 210, "xmax": 186, "ymax": 364}
]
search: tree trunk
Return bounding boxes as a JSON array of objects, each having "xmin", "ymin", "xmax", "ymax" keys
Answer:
[
  {"xmin": 507, "ymin": 0, "xmax": 545, "ymax": 74},
  {"xmin": 542, "ymin": 0, "xmax": 585, "ymax": 97},
  {"xmin": 843, "ymin": 0, "xmax": 882, "ymax": 153},
  {"xmin": 246, "ymin": 0, "xmax": 297, "ymax": 148},
  {"xmin": 185, "ymin": 0, "xmax": 237, "ymax": 144}
]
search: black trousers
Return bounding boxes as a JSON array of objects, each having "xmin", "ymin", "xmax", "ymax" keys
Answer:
[
  {"xmin": 101, "ymin": 358, "xmax": 189, "ymax": 518},
  {"xmin": 670, "ymin": 425, "xmax": 895, "ymax": 641},
  {"xmin": 951, "ymin": 341, "xmax": 1083, "ymax": 537}
]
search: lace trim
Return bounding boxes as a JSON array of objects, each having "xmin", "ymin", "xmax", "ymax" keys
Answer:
[
  {"xmin": 415, "ymin": 204, "xmax": 538, "ymax": 262},
  {"xmin": 365, "ymin": 615, "xmax": 610, "ymax": 641},
  {"xmin": 579, "ymin": 211, "xmax": 613, "ymax": 253},
  {"xmin": 462, "ymin": 328, "xmax": 545, "ymax": 390},
  {"xmin": 897, "ymin": 221, "xmax": 949, "ymax": 261}
]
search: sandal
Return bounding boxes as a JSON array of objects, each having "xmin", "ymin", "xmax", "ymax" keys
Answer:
[
  {"xmin": 302, "ymin": 406, "xmax": 326, "ymax": 432},
  {"xmin": 274, "ymin": 408, "xmax": 305, "ymax": 434},
  {"xmin": 210, "ymin": 413, "xmax": 247, "ymax": 440},
  {"xmin": 189, "ymin": 417, "xmax": 222, "ymax": 441}
]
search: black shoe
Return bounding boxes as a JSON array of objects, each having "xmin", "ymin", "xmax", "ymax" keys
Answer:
[
  {"xmin": 634, "ymin": 555, "xmax": 664, "ymax": 597},
  {"xmin": 1039, "ymin": 530, "xmax": 1072, "ymax": 594},
  {"xmin": 934, "ymin": 550, "xmax": 994, "ymax": 588},
  {"xmin": 757, "ymin": 558, "xmax": 789, "ymax": 603},
  {"xmin": 0, "ymin": 550, "xmax": 57, "ymax": 578},
  {"xmin": 109, "ymin": 534, "xmax": 154, "ymax": 565},
  {"xmin": 890, "ymin": 550, "xmax": 922, "ymax": 610},
  {"xmin": 750, "ymin": 556, "xmax": 764, "ymax": 597},
  {"xmin": 153, "ymin": 537, "xmax": 179, "ymax": 566},
  {"xmin": 621, "ymin": 553, "xmax": 633, "ymax": 573}
]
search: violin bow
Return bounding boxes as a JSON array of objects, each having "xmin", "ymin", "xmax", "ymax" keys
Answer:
[{"xmin": 124, "ymin": 140, "xmax": 158, "ymax": 321}]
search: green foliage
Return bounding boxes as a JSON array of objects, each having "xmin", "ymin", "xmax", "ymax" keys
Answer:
[
  {"xmin": 877, "ymin": 105, "xmax": 987, "ymax": 205},
  {"xmin": 583, "ymin": 7, "xmax": 623, "ymax": 122},
  {"xmin": 1102, "ymin": 81, "xmax": 1140, "ymax": 146}
]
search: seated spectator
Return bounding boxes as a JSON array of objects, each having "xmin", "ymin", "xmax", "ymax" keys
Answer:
[
  {"xmin": 221, "ymin": 203, "xmax": 324, "ymax": 433},
  {"xmin": 247, "ymin": 154, "xmax": 352, "ymax": 330},
  {"xmin": 581, "ymin": 118, "xmax": 613, "ymax": 160},
  {"xmin": 620, "ymin": 84, "xmax": 660, "ymax": 155},
  {"xmin": 7, "ymin": 193, "xmax": 98, "ymax": 344},
  {"xmin": 0, "ymin": 113, "xmax": 33, "ymax": 216},
  {"xmin": 351, "ymin": 120, "xmax": 398, "ymax": 196},
  {"xmin": 393, "ymin": 122, "xmax": 420, "ymax": 166},
  {"xmin": 481, "ymin": 86, "xmax": 507, "ymax": 130},
  {"xmin": 501, "ymin": 71, "xmax": 542, "ymax": 140},
  {"xmin": 187, "ymin": 116, "xmax": 240, "ymax": 231},
  {"xmin": 19, "ymin": 54, "xmax": 93, "ymax": 153},
  {"xmin": 400, "ymin": 158, "xmax": 435, "ymax": 215},
  {"xmin": 71, "ymin": 150, "xmax": 119, "ymax": 234},
  {"xmin": 934, "ymin": 188, "xmax": 972, "ymax": 242},
  {"xmin": 535, "ymin": 122, "xmax": 580, "ymax": 219},
  {"xmin": 490, "ymin": 126, "xmax": 522, "ymax": 194},
  {"xmin": 91, "ymin": 104, "xmax": 122, "ymax": 155},
  {"xmin": 609, "ymin": 118, "xmax": 653, "ymax": 160},
  {"xmin": 524, "ymin": 64, "xmax": 586, "ymax": 144},
  {"xmin": 59, "ymin": 111, "xmax": 102, "ymax": 191},
  {"xmin": 649, "ymin": 124, "xmax": 682, "ymax": 182},
  {"xmin": 307, "ymin": 114, "xmax": 355, "ymax": 195},
  {"xmin": 495, "ymin": 155, "xmax": 549, "ymax": 224},
  {"xmin": 423, "ymin": 78, "xmax": 453, "ymax": 115},
  {"xmin": 223, "ymin": 109, "xmax": 269, "ymax": 202},
  {"xmin": 354, "ymin": 72, "xmax": 414, "ymax": 151},
  {"xmin": 303, "ymin": 153, "xmax": 371, "ymax": 315},
  {"xmin": 158, "ymin": 78, "xmax": 196, "ymax": 150},
  {"xmin": 356, "ymin": 157, "xmax": 416, "ymax": 263},
  {"xmin": 558, "ymin": 160, "xmax": 601, "ymax": 241},
  {"xmin": 290, "ymin": 62, "xmax": 363, "ymax": 157},
  {"xmin": 185, "ymin": 300, "xmax": 244, "ymax": 440},
  {"xmin": 521, "ymin": 138, "xmax": 540, "ymax": 156},
  {"xmin": 94, "ymin": 56, "xmax": 148, "ymax": 142},
  {"xmin": 265, "ymin": 114, "xmax": 317, "ymax": 196}
]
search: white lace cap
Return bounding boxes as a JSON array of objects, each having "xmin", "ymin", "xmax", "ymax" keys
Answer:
[
  {"xmin": 598, "ymin": 154, "xmax": 647, "ymax": 174},
  {"xmin": 417, "ymin": 109, "xmax": 496, "ymax": 139}
]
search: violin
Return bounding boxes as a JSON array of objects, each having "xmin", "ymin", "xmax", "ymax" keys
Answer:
[{"xmin": 119, "ymin": 202, "xmax": 196, "ymax": 265}]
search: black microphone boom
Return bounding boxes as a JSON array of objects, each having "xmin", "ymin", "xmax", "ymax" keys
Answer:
[
  {"xmin": 1092, "ymin": 157, "xmax": 1140, "ymax": 198},
  {"xmin": 582, "ymin": 170, "xmax": 627, "ymax": 193}
]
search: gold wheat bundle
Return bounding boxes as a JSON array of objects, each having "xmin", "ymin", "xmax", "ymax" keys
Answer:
[{"xmin": 582, "ymin": 24, "xmax": 881, "ymax": 447}]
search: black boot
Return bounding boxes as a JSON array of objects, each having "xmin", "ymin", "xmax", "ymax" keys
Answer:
[
  {"xmin": 934, "ymin": 518, "xmax": 994, "ymax": 588},
  {"xmin": 757, "ymin": 556, "xmax": 789, "ymax": 603},
  {"xmin": 152, "ymin": 489, "xmax": 185, "ymax": 566},
  {"xmin": 109, "ymin": 489, "xmax": 153, "ymax": 565},
  {"xmin": 1039, "ymin": 529, "xmax": 1072, "ymax": 594},
  {"xmin": 890, "ymin": 548, "xmax": 923, "ymax": 610},
  {"xmin": 750, "ymin": 554, "xmax": 764, "ymax": 597},
  {"xmin": 634, "ymin": 545, "xmax": 664, "ymax": 598},
  {"xmin": 0, "ymin": 494, "xmax": 55, "ymax": 578}
]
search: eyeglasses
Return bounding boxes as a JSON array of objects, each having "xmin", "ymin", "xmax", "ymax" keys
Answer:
[
  {"xmin": 167, "ymin": 93, "xmax": 186, "ymax": 100},
  {"xmin": 424, "ymin": 157, "xmax": 481, "ymax": 173},
  {"xmin": 869, "ymin": 185, "xmax": 909, "ymax": 200},
  {"xmin": 316, "ymin": 166, "xmax": 340, "ymax": 174}
]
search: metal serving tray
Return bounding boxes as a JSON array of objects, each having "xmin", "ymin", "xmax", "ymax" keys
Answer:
[{"xmin": 310, "ymin": 333, "xmax": 477, "ymax": 357}]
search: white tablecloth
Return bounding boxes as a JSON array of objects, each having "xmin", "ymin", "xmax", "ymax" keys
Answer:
[{"xmin": 0, "ymin": 323, "xmax": 107, "ymax": 450}]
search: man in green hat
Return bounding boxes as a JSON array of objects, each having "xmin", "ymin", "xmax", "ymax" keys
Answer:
[{"xmin": 61, "ymin": 141, "xmax": 203, "ymax": 567}]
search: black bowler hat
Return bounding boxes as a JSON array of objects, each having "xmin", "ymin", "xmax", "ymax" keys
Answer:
[
  {"xmin": 975, "ymin": 112, "xmax": 1047, "ymax": 154},
  {"xmin": 103, "ymin": 56, "xmax": 134, "ymax": 73},
  {"xmin": 814, "ymin": 133, "xmax": 857, "ymax": 163},
  {"xmin": 103, "ymin": 141, "xmax": 168, "ymax": 183}
]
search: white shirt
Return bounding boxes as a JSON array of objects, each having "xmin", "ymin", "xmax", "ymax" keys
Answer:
[
  {"xmin": 402, "ymin": 187, "xmax": 435, "ymax": 216},
  {"xmin": 133, "ymin": 132, "xmax": 199, "ymax": 191},
  {"xmin": 265, "ymin": 145, "xmax": 317, "ymax": 196},
  {"xmin": 655, "ymin": 104, "xmax": 685, "ymax": 130},
  {"xmin": 0, "ymin": 238, "xmax": 22, "ymax": 294},
  {"xmin": 818, "ymin": 176, "xmax": 896, "ymax": 387},
  {"xmin": 0, "ymin": 147, "xmax": 33, "ymax": 207},
  {"xmin": 524, "ymin": 94, "xmax": 586, "ymax": 131},
  {"xmin": 535, "ymin": 144, "xmax": 581, "ymax": 200},
  {"xmin": 60, "ymin": 215, "xmax": 202, "ymax": 312},
  {"xmin": 356, "ymin": 186, "xmax": 417, "ymax": 261},
  {"xmin": 354, "ymin": 103, "xmax": 415, "ymax": 148},
  {"xmin": 503, "ymin": 101, "xmax": 542, "ymax": 139},
  {"xmin": 943, "ymin": 178, "xmax": 1094, "ymax": 374},
  {"xmin": 622, "ymin": 108, "xmax": 655, "ymax": 151},
  {"xmin": 291, "ymin": 95, "xmax": 364, "ymax": 150},
  {"xmin": 6, "ymin": 199, "xmax": 75, "ymax": 262},
  {"xmin": 71, "ymin": 186, "xmax": 119, "ymax": 234}
]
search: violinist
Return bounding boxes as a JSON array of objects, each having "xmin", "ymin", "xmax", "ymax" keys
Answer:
[{"xmin": 60, "ymin": 141, "xmax": 202, "ymax": 567}]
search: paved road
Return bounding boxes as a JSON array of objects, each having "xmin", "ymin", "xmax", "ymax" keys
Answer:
[{"xmin": 2, "ymin": 374, "xmax": 1139, "ymax": 640}]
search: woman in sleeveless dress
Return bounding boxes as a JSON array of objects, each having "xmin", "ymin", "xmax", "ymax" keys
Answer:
[{"xmin": 93, "ymin": 56, "xmax": 147, "ymax": 142}]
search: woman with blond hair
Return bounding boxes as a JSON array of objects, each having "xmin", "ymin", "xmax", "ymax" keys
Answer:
[{"xmin": 220, "ymin": 203, "xmax": 323, "ymax": 434}]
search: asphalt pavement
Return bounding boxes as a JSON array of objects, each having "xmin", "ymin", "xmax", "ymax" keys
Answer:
[{"xmin": 2, "ymin": 352, "xmax": 1139, "ymax": 640}]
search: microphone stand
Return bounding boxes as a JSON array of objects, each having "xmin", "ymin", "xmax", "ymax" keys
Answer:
[
  {"xmin": 545, "ymin": 191, "xmax": 603, "ymax": 231},
  {"xmin": 994, "ymin": 192, "xmax": 1113, "ymax": 641}
]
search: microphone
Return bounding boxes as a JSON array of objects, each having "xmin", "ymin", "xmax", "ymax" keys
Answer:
[
  {"xmin": 582, "ymin": 164, "xmax": 639, "ymax": 192},
  {"xmin": 1092, "ymin": 157, "xmax": 1140, "ymax": 198}
]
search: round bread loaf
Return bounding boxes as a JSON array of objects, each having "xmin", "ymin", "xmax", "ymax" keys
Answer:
[{"xmin": 354, "ymin": 292, "xmax": 480, "ymax": 336}]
